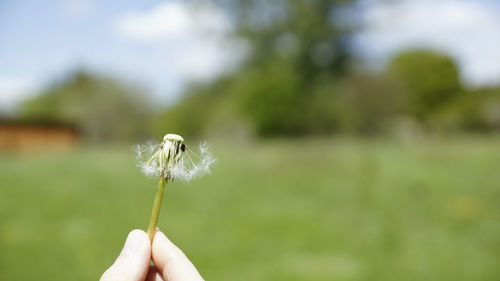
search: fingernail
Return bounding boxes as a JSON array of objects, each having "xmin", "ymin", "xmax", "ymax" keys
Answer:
[{"xmin": 120, "ymin": 231, "xmax": 143, "ymax": 256}]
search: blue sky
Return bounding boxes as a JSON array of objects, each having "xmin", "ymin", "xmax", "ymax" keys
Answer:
[
  {"xmin": 1, "ymin": 0, "xmax": 500, "ymax": 110},
  {"xmin": 0, "ymin": 0, "xmax": 189, "ymax": 108},
  {"xmin": 355, "ymin": 0, "xmax": 500, "ymax": 86},
  {"xmin": 0, "ymin": 0, "xmax": 244, "ymax": 110}
]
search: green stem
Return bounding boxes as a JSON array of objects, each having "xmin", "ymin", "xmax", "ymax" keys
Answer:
[{"xmin": 147, "ymin": 177, "xmax": 167, "ymax": 242}]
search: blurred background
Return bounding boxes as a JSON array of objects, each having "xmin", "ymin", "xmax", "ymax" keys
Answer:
[{"xmin": 1, "ymin": 0, "xmax": 500, "ymax": 280}]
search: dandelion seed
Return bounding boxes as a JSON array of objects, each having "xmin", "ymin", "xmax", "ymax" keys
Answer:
[
  {"xmin": 135, "ymin": 134, "xmax": 215, "ymax": 182},
  {"xmin": 135, "ymin": 133, "xmax": 216, "ymax": 241}
]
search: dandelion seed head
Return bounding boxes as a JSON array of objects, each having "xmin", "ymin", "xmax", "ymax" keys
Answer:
[
  {"xmin": 135, "ymin": 133, "xmax": 215, "ymax": 182},
  {"xmin": 163, "ymin": 133, "xmax": 184, "ymax": 142}
]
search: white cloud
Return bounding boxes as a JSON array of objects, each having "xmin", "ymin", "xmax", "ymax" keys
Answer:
[
  {"xmin": 62, "ymin": 0, "xmax": 94, "ymax": 19},
  {"xmin": 357, "ymin": 0, "xmax": 500, "ymax": 86},
  {"xmin": 112, "ymin": 1, "xmax": 247, "ymax": 82},
  {"xmin": 0, "ymin": 76, "xmax": 39, "ymax": 112}
]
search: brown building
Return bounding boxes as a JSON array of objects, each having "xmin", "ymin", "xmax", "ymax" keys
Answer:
[{"xmin": 0, "ymin": 119, "xmax": 79, "ymax": 151}]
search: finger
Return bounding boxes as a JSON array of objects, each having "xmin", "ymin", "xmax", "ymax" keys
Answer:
[
  {"xmin": 100, "ymin": 229, "xmax": 152, "ymax": 281},
  {"xmin": 152, "ymin": 229, "xmax": 204, "ymax": 281},
  {"xmin": 145, "ymin": 265, "xmax": 163, "ymax": 281}
]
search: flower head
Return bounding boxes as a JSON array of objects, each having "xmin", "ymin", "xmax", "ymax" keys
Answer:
[{"xmin": 135, "ymin": 134, "xmax": 215, "ymax": 182}]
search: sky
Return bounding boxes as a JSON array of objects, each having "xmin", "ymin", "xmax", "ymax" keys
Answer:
[
  {"xmin": 1, "ymin": 0, "xmax": 500, "ymax": 111},
  {"xmin": 356, "ymin": 0, "xmax": 500, "ymax": 86},
  {"xmin": 0, "ymin": 0, "xmax": 246, "ymax": 110}
]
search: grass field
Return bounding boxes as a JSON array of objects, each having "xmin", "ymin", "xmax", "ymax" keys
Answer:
[{"xmin": 1, "ymin": 137, "xmax": 499, "ymax": 281}]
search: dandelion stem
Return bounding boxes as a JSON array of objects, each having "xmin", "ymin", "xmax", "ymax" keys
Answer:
[{"xmin": 146, "ymin": 177, "xmax": 167, "ymax": 242}]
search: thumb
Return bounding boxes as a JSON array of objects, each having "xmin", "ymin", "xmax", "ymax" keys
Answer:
[
  {"xmin": 152, "ymin": 229, "xmax": 204, "ymax": 281},
  {"xmin": 100, "ymin": 229, "xmax": 152, "ymax": 281}
]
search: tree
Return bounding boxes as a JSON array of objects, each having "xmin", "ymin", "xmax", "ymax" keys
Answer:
[
  {"xmin": 19, "ymin": 71, "xmax": 152, "ymax": 142},
  {"xmin": 158, "ymin": 0, "xmax": 357, "ymax": 137},
  {"xmin": 388, "ymin": 50, "xmax": 462, "ymax": 120},
  {"xmin": 235, "ymin": 0, "xmax": 355, "ymax": 135},
  {"xmin": 436, "ymin": 87, "xmax": 500, "ymax": 132},
  {"xmin": 337, "ymin": 72, "xmax": 408, "ymax": 134}
]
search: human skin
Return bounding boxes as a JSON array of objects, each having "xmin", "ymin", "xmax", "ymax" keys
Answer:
[{"xmin": 100, "ymin": 229, "xmax": 204, "ymax": 281}]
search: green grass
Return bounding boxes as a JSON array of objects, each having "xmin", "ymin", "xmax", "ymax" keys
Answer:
[{"xmin": 1, "ymin": 137, "xmax": 500, "ymax": 281}]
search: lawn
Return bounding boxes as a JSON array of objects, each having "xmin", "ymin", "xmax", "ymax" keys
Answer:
[{"xmin": 1, "ymin": 137, "xmax": 499, "ymax": 281}]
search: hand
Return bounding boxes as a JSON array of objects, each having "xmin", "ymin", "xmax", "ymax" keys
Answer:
[{"xmin": 100, "ymin": 229, "xmax": 204, "ymax": 281}]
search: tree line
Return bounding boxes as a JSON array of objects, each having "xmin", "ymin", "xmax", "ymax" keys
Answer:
[{"xmin": 14, "ymin": 0, "xmax": 500, "ymax": 141}]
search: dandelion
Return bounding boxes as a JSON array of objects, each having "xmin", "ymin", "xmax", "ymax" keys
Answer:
[{"xmin": 135, "ymin": 133, "xmax": 215, "ymax": 241}]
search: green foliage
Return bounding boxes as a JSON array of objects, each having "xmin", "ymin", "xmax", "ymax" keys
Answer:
[
  {"xmin": 20, "ymin": 71, "xmax": 152, "ymax": 141},
  {"xmin": 151, "ymin": 79, "xmax": 232, "ymax": 138},
  {"xmin": 154, "ymin": 2, "xmax": 499, "ymax": 137},
  {"xmin": 236, "ymin": 0, "xmax": 354, "ymax": 136},
  {"xmin": 388, "ymin": 50, "xmax": 462, "ymax": 119},
  {"xmin": 337, "ymin": 73, "xmax": 408, "ymax": 134},
  {"xmin": 154, "ymin": 0, "xmax": 355, "ymax": 137},
  {"xmin": 2, "ymin": 138, "xmax": 500, "ymax": 280},
  {"xmin": 241, "ymin": 61, "xmax": 307, "ymax": 135},
  {"xmin": 234, "ymin": 0, "xmax": 353, "ymax": 76},
  {"xmin": 153, "ymin": 92, "xmax": 213, "ymax": 138},
  {"xmin": 435, "ymin": 87, "xmax": 500, "ymax": 132}
]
